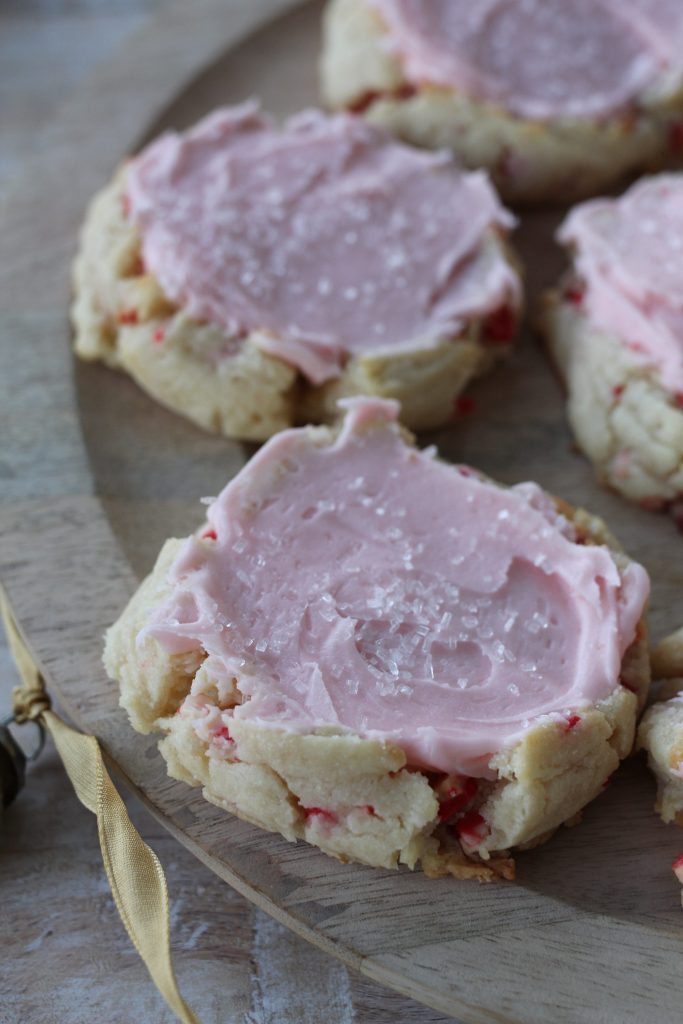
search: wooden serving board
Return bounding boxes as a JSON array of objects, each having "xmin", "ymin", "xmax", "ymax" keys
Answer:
[{"xmin": 2, "ymin": 2, "xmax": 683, "ymax": 1021}]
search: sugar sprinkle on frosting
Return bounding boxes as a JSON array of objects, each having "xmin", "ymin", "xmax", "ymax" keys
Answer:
[
  {"xmin": 142, "ymin": 398, "xmax": 649, "ymax": 777},
  {"xmin": 559, "ymin": 173, "xmax": 683, "ymax": 394},
  {"xmin": 368, "ymin": 0, "xmax": 683, "ymax": 120},
  {"xmin": 126, "ymin": 102, "xmax": 518, "ymax": 384}
]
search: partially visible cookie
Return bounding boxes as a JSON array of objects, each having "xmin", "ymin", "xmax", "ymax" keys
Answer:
[
  {"xmin": 637, "ymin": 628, "xmax": 683, "ymax": 906},
  {"xmin": 638, "ymin": 629, "xmax": 683, "ymax": 826},
  {"xmin": 104, "ymin": 397, "xmax": 650, "ymax": 879},
  {"xmin": 321, "ymin": 0, "xmax": 683, "ymax": 204},
  {"xmin": 541, "ymin": 174, "xmax": 683, "ymax": 511},
  {"xmin": 72, "ymin": 103, "xmax": 521, "ymax": 441},
  {"xmin": 638, "ymin": 685, "xmax": 683, "ymax": 825}
]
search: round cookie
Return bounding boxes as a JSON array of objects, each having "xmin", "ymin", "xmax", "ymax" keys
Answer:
[
  {"xmin": 541, "ymin": 174, "xmax": 683, "ymax": 511},
  {"xmin": 320, "ymin": 0, "xmax": 683, "ymax": 205},
  {"xmin": 104, "ymin": 398, "xmax": 650, "ymax": 880},
  {"xmin": 72, "ymin": 103, "xmax": 521, "ymax": 442}
]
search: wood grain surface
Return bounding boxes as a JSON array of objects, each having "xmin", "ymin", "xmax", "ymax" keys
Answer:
[{"xmin": 2, "ymin": 2, "xmax": 683, "ymax": 1023}]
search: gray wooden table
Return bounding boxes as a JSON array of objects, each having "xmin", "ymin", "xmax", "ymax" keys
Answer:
[{"xmin": 0, "ymin": 4, "xmax": 456, "ymax": 1022}]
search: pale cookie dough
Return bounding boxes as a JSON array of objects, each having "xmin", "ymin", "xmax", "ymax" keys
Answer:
[
  {"xmin": 638, "ymin": 628, "xmax": 683, "ymax": 825},
  {"xmin": 72, "ymin": 106, "xmax": 521, "ymax": 442},
  {"xmin": 540, "ymin": 293, "xmax": 683, "ymax": 508},
  {"xmin": 638, "ymin": 685, "xmax": 683, "ymax": 825},
  {"xmin": 637, "ymin": 627, "xmax": 683, "ymax": 907},
  {"xmin": 320, "ymin": 0, "xmax": 683, "ymax": 205},
  {"xmin": 104, "ymin": 400, "xmax": 650, "ymax": 880}
]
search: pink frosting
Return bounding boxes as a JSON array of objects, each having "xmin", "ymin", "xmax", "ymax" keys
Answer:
[
  {"xmin": 142, "ymin": 398, "xmax": 649, "ymax": 778},
  {"xmin": 368, "ymin": 0, "xmax": 683, "ymax": 120},
  {"xmin": 559, "ymin": 174, "xmax": 683, "ymax": 395},
  {"xmin": 125, "ymin": 103, "xmax": 518, "ymax": 385}
]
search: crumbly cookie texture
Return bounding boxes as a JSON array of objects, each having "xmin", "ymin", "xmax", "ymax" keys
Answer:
[
  {"xmin": 638, "ymin": 687, "xmax": 683, "ymax": 825},
  {"xmin": 320, "ymin": 0, "xmax": 683, "ymax": 205},
  {"xmin": 638, "ymin": 629, "xmax": 683, "ymax": 825},
  {"xmin": 104, "ymin": 443, "xmax": 649, "ymax": 881},
  {"xmin": 72, "ymin": 170, "xmax": 516, "ymax": 441},
  {"xmin": 539, "ymin": 291, "xmax": 683, "ymax": 508}
]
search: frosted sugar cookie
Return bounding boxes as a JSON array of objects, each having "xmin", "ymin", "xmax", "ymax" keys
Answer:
[
  {"xmin": 321, "ymin": 0, "xmax": 683, "ymax": 204},
  {"xmin": 542, "ymin": 174, "xmax": 683, "ymax": 511},
  {"xmin": 104, "ymin": 398, "xmax": 650, "ymax": 879},
  {"xmin": 72, "ymin": 102, "xmax": 520, "ymax": 440}
]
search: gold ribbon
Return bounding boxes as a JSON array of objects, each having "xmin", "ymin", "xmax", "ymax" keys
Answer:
[{"xmin": 1, "ymin": 587, "xmax": 200, "ymax": 1024}]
